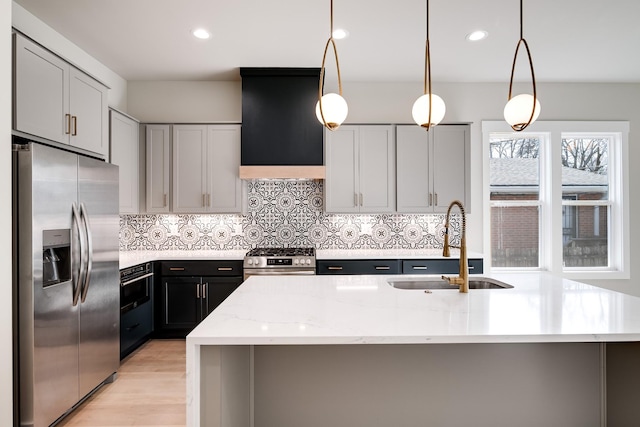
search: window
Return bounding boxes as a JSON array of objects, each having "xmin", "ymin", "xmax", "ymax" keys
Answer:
[{"xmin": 482, "ymin": 121, "xmax": 629, "ymax": 279}]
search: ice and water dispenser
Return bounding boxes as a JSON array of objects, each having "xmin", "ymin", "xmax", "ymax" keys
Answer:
[{"xmin": 42, "ymin": 229, "xmax": 71, "ymax": 287}]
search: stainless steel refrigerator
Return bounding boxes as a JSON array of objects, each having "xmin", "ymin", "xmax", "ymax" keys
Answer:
[{"xmin": 13, "ymin": 141, "xmax": 120, "ymax": 427}]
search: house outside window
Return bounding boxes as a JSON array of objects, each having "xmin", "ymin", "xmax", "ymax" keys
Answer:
[{"xmin": 482, "ymin": 121, "xmax": 629, "ymax": 280}]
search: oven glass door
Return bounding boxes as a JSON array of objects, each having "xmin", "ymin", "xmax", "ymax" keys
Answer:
[{"xmin": 120, "ymin": 272, "xmax": 152, "ymax": 313}]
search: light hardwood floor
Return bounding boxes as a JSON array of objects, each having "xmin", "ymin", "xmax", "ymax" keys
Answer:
[{"xmin": 57, "ymin": 339, "xmax": 186, "ymax": 427}]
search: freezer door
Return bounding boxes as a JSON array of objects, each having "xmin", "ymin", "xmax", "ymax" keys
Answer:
[
  {"xmin": 16, "ymin": 143, "xmax": 80, "ymax": 427},
  {"xmin": 77, "ymin": 156, "xmax": 120, "ymax": 396}
]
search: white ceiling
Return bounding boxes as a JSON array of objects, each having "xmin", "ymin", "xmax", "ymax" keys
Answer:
[{"xmin": 13, "ymin": 0, "xmax": 640, "ymax": 83}]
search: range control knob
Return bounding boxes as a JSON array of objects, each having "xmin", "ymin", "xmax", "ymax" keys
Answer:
[
  {"xmin": 306, "ymin": 259, "xmax": 311, "ymax": 265},
  {"xmin": 294, "ymin": 259, "xmax": 299, "ymax": 265}
]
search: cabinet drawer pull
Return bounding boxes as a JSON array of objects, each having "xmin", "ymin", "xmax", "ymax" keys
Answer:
[
  {"xmin": 72, "ymin": 115, "xmax": 77, "ymax": 136},
  {"xmin": 375, "ymin": 266, "xmax": 390, "ymax": 270},
  {"xmin": 65, "ymin": 114, "xmax": 71, "ymax": 135},
  {"xmin": 360, "ymin": 193, "xmax": 363, "ymax": 206},
  {"xmin": 429, "ymin": 193, "xmax": 433, "ymax": 206},
  {"xmin": 434, "ymin": 193, "xmax": 438, "ymax": 206},
  {"xmin": 196, "ymin": 284, "xmax": 200, "ymax": 299},
  {"xmin": 169, "ymin": 267, "xmax": 185, "ymax": 271},
  {"xmin": 202, "ymin": 283, "xmax": 207, "ymax": 299},
  {"xmin": 412, "ymin": 266, "xmax": 428, "ymax": 270},
  {"xmin": 327, "ymin": 266, "xmax": 343, "ymax": 271},
  {"xmin": 468, "ymin": 266, "xmax": 475, "ymax": 270},
  {"xmin": 126, "ymin": 323, "xmax": 140, "ymax": 331},
  {"xmin": 217, "ymin": 267, "xmax": 233, "ymax": 271}
]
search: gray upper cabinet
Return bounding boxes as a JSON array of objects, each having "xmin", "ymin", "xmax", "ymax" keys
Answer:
[
  {"xmin": 13, "ymin": 34, "xmax": 108, "ymax": 158},
  {"xmin": 110, "ymin": 110, "xmax": 139, "ymax": 213},
  {"xmin": 146, "ymin": 124, "xmax": 171, "ymax": 213},
  {"xmin": 396, "ymin": 124, "xmax": 470, "ymax": 213},
  {"xmin": 326, "ymin": 125, "xmax": 396, "ymax": 213},
  {"xmin": 172, "ymin": 124, "xmax": 241, "ymax": 214}
]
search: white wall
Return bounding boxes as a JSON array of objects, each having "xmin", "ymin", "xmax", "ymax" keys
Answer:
[
  {"xmin": 128, "ymin": 79, "xmax": 640, "ymax": 295},
  {"xmin": 11, "ymin": 2, "xmax": 128, "ymax": 111},
  {"xmin": 128, "ymin": 81, "xmax": 241, "ymax": 123},
  {"xmin": 2, "ymin": 0, "xmax": 14, "ymax": 425}
]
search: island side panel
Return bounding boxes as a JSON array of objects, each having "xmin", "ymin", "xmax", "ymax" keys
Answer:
[
  {"xmin": 199, "ymin": 345, "xmax": 251, "ymax": 427},
  {"xmin": 606, "ymin": 342, "xmax": 640, "ymax": 425},
  {"xmin": 254, "ymin": 343, "xmax": 602, "ymax": 427}
]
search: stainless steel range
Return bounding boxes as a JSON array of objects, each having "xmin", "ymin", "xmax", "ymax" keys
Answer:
[{"xmin": 243, "ymin": 247, "xmax": 316, "ymax": 280}]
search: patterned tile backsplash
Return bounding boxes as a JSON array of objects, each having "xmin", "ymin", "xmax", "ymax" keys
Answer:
[{"xmin": 120, "ymin": 180, "xmax": 460, "ymax": 251}]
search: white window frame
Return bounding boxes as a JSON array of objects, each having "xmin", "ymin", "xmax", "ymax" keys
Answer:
[{"xmin": 482, "ymin": 121, "xmax": 629, "ymax": 280}]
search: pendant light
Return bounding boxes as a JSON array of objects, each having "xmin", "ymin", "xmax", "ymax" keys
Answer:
[
  {"xmin": 504, "ymin": 0, "xmax": 541, "ymax": 131},
  {"xmin": 412, "ymin": 0, "xmax": 445, "ymax": 130},
  {"xmin": 316, "ymin": 0, "xmax": 348, "ymax": 131}
]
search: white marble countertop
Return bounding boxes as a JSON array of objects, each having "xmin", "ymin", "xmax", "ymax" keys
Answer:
[
  {"xmin": 187, "ymin": 272, "xmax": 640, "ymax": 345},
  {"xmin": 316, "ymin": 249, "xmax": 483, "ymax": 260},
  {"xmin": 119, "ymin": 250, "xmax": 246, "ymax": 269},
  {"xmin": 120, "ymin": 249, "xmax": 482, "ymax": 269}
]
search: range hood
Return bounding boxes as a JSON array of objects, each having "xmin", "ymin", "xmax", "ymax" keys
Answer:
[{"xmin": 239, "ymin": 68, "xmax": 325, "ymax": 180}]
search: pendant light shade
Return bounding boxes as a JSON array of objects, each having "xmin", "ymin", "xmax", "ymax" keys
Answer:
[
  {"xmin": 504, "ymin": 93, "xmax": 540, "ymax": 128},
  {"xmin": 504, "ymin": 0, "xmax": 540, "ymax": 131},
  {"xmin": 413, "ymin": 0, "xmax": 445, "ymax": 131},
  {"xmin": 317, "ymin": 0, "xmax": 348, "ymax": 131},
  {"xmin": 412, "ymin": 93, "xmax": 446, "ymax": 128},
  {"xmin": 315, "ymin": 93, "xmax": 348, "ymax": 130}
]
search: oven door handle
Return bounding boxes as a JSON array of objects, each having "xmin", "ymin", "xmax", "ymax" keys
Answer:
[{"xmin": 121, "ymin": 272, "xmax": 154, "ymax": 287}]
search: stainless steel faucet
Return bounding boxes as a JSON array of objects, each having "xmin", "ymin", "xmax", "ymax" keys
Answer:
[{"xmin": 442, "ymin": 200, "xmax": 469, "ymax": 293}]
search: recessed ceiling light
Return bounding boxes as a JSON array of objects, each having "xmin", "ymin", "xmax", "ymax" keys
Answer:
[
  {"xmin": 466, "ymin": 30, "xmax": 488, "ymax": 42},
  {"xmin": 332, "ymin": 28, "xmax": 349, "ymax": 40},
  {"xmin": 192, "ymin": 28, "xmax": 211, "ymax": 40}
]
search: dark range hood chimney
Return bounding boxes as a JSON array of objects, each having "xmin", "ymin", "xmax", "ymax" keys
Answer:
[{"xmin": 239, "ymin": 68, "xmax": 325, "ymax": 179}]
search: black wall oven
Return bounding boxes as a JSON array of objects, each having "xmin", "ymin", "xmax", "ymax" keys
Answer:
[{"xmin": 120, "ymin": 262, "xmax": 152, "ymax": 313}]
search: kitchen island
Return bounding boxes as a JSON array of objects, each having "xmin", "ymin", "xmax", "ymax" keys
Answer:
[{"xmin": 186, "ymin": 273, "xmax": 640, "ymax": 427}]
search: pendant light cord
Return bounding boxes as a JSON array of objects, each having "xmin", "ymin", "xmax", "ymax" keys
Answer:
[
  {"xmin": 423, "ymin": 0, "xmax": 433, "ymax": 130},
  {"xmin": 506, "ymin": 0, "xmax": 538, "ymax": 131}
]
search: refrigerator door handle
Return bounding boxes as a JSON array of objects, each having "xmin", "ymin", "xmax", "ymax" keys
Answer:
[
  {"xmin": 72, "ymin": 203, "xmax": 84, "ymax": 306},
  {"xmin": 79, "ymin": 203, "xmax": 93, "ymax": 303}
]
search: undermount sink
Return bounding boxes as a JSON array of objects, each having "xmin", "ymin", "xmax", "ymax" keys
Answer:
[{"xmin": 388, "ymin": 277, "xmax": 514, "ymax": 290}]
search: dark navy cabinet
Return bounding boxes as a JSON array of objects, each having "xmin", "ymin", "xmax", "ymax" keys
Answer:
[
  {"xmin": 402, "ymin": 259, "xmax": 483, "ymax": 275},
  {"xmin": 155, "ymin": 260, "xmax": 243, "ymax": 338},
  {"xmin": 317, "ymin": 260, "xmax": 401, "ymax": 275},
  {"xmin": 317, "ymin": 258, "xmax": 483, "ymax": 276}
]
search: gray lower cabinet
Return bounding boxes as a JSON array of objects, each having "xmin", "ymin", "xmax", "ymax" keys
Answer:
[
  {"xmin": 325, "ymin": 125, "xmax": 396, "ymax": 213},
  {"xmin": 317, "ymin": 258, "xmax": 483, "ymax": 275},
  {"xmin": 156, "ymin": 260, "xmax": 243, "ymax": 338}
]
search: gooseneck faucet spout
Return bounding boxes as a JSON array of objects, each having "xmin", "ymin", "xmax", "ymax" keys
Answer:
[{"xmin": 442, "ymin": 200, "xmax": 468, "ymax": 293}]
